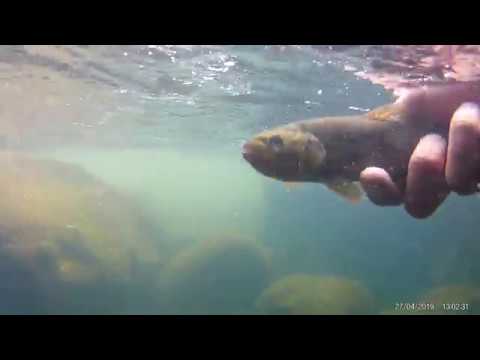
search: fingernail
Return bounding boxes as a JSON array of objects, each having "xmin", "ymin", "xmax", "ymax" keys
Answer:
[{"xmin": 456, "ymin": 102, "xmax": 480, "ymax": 116}]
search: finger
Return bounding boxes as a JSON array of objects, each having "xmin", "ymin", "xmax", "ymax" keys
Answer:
[
  {"xmin": 446, "ymin": 102, "xmax": 480, "ymax": 195},
  {"xmin": 398, "ymin": 81, "xmax": 480, "ymax": 127},
  {"xmin": 404, "ymin": 134, "xmax": 450, "ymax": 219},
  {"xmin": 360, "ymin": 167, "xmax": 404, "ymax": 206}
]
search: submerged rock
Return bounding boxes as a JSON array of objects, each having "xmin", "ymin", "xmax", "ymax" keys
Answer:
[
  {"xmin": 256, "ymin": 273, "xmax": 376, "ymax": 315},
  {"xmin": 381, "ymin": 285, "xmax": 480, "ymax": 315},
  {"xmin": 44, "ymin": 148, "xmax": 268, "ymax": 248},
  {"xmin": 0, "ymin": 151, "xmax": 165, "ymax": 314},
  {"xmin": 417, "ymin": 285, "xmax": 480, "ymax": 315},
  {"xmin": 160, "ymin": 237, "xmax": 271, "ymax": 314}
]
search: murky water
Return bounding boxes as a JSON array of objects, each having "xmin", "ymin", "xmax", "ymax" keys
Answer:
[{"xmin": 1, "ymin": 45, "xmax": 479, "ymax": 315}]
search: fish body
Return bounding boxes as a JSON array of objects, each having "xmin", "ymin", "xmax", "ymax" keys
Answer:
[{"xmin": 242, "ymin": 101, "xmax": 448, "ymax": 201}]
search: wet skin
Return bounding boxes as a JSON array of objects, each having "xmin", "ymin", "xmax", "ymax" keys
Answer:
[{"xmin": 360, "ymin": 84, "xmax": 480, "ymax": 219}]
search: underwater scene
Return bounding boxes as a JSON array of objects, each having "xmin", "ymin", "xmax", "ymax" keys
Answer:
[{"xmin": 1, "ymin": 45, "xmax": 480, "ymax": 315}]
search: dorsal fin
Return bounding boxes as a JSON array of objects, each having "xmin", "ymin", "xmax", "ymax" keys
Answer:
[{"xmin": 367, "ymin": 103, "xmax": 401, "ymax": 122}]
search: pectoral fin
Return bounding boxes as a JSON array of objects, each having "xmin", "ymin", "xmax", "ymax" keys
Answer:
[{"xmin": 326, "ymin": 180, "xmax": 363, "ymax": 203}]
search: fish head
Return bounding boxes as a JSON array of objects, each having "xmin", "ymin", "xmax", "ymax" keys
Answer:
[{"xmin": 242, "ymin": 125, "xmax": 326, "ymax": 181}]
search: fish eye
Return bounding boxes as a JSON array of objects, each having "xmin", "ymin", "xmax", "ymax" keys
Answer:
[{"xmin": 268, "ymin": 135, "xmax": 284, "ymax": 150}]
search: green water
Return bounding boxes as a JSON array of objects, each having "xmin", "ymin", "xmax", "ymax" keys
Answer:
[{"xmin": 0, "ymin": 45, "xmax": 479, "ymax": 315}]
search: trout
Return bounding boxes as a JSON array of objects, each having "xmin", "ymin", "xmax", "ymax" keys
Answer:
[{"xmin": 242, "ymin": 82, "xmax": 480, "ymax": 202}]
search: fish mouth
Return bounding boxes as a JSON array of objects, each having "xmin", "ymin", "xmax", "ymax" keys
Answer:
[
  {"xmin": 242, "ymin": 143, "xmax": 271, "ymax": 174},
  {"xmin": 241, "ymin": 143, "xmax": 256, "ymax": 164},
  {"xmin": 242, "ymin": 142, "xmax": 300, "ymax": 180}
]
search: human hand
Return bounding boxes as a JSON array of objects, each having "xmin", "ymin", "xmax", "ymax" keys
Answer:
[{"xmin": 359, "ymin": 84, "xmax": 480, "ymax": 219}]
